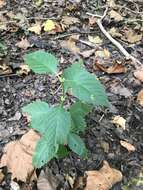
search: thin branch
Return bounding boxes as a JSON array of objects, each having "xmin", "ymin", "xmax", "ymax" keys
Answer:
[{"xmin": 86, "ymin": 8, "xmax": 142, "ymax": 67}]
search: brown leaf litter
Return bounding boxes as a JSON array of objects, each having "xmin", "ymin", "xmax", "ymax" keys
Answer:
[
  {"xmin": 120, "ymin": 140, "xmax": 136, "ymax": 152},
  {"xmin": 37, "ymin": 169, "xmax": 59, "ymax": 190},
  {"xmin": 85, "ymin": 160, "xmax": 122, "ymax": 190},
  {"xmin": 137, "ymin": 89, "xmax": 143, "ymax": 106},
  {"xmin": 134, "ymin": 67, "xmax": 143, "ymax": 82},
  {"xmin": 0, "ymin": 130, "xmax": 40, "ymax": 182}
]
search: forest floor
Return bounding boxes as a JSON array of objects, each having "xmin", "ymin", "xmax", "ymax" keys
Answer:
[{"xmin": 0, "ymin": 0, "xmax": 143, "ymax": 189}]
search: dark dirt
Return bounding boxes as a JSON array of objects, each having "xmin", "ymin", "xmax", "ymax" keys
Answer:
[{"xmin": 0, "ymin": 0, "xmax": 143, "ymax": 189}]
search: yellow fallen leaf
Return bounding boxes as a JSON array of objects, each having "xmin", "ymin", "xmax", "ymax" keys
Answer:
[
  {"xmin": 28, "ymin": 22, "xmax": 41, "ymax": 35},
  {"xmin": 43, "ymin": 19, "xmax": 56, "ymax": 32},
  {"xmin": 109, "ymin": 10, "xmax": 123, "ymax": 22},
  {"xmin": 88, "ymin": 35, "xmax": 103, "ymax": 44},
  {"xmin": 85, "ymin": 161, "xmax": 122, "ymax": 190},
  {"xmin": 0, "ymin": 130, "xmax": 40, "ymax": 182},
  {"xmin": 137, "ymin": 89, "xmax": 143, "ymax": 106},
  {"xmin": 112, "ymin": 115, "xmax": 126, "ymax": 130},
  {"xmin": 16, "ymin": 38, "xmax": 30, "ymax": 50},
  {"xmin": 120, "ymin": 140, "xmax": 135, "ymax": 152}
]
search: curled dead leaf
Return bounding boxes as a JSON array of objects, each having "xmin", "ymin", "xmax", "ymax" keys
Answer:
[
  {"xmin": 85, "ymin": 161, "xmax": 122, "ymax": 190},
  {"xmin": 137, "ymin": 89, "xmax": 143, "ymax": 106},
  {"xmin": 112, "ymin": 115, "xmax": 126, "ymax": 130},
  {"xmin": 120, "ymin": 140, "xmax": 135, "ymax": 152},
  {"xmin": 18, "ymin": 65, "xmax": 31, "ymax": 75},
  {"xmin": 0, "ymin": 130, "xmax": 40, "ymax": 182},
  {"xmin": 0, "ymin": 64, "xmax": 12, "ymax": 75},
  {"xmin": 95, "ymin": 60, "xmax": 127, "ymax": 74}
]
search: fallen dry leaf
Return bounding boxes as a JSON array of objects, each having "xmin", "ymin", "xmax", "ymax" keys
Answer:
[
  {"xmin": 0, "ymin": 169, "xmax": 4, "ymax": 183},
  {"xmin": 88, "ymin": 35, "xmax": 103, "ymax": 45},
  {"xmin": 28, "ymin": 22, "xmax": 41, "ymax": 35},
  {"xmin": 0, "ymin": 129, "xmax": 40, "ymax": 181},
  {"xmin": 61, "ymin": 16, "xmax": 79, "ymax": 29},
  {"xmin": 37, "ymin": 169, "xmax": 58, "ymax": 190},
  {"xmin": 85, "ymin": 160, "xmax": 122, "ymax": 190},
  {"xmin": 112, "ymin": 115, "xmax": 126, "ymax": 130},
  {"xmin": 107, "ymin": 0, "xmax": 116, "ymax": 7},
  {"xmin": 43, "ymin": 19, "xmax": 56, "ymax": 32},
  {"xmin": 110, "ymin": 81, "xmax": 132, "ymax": 97},
  {"xmin": 0, "ymin": 64, "xmax": 12, "ymax": 75},
  {"xmin": 0, "ymin": 0, "xmax": 6, "ymax": 8},
  {"xmin": 18, "ymin": 64, "xmax": 31, "ymax": 75},
  {"xmin": 16, "ymin": 38, "xmax": 30, "ymax": 50},
  {"xmin": 120, "ymin": 140, "xmax": 135, "ymax": 152},
  {"xmin": 109, "ymin": 10, "xmax": 123, "ymax": 22},
  {"xmin": 137, "ymin": 89, "xmax": 143, "ymax": 106},
  {"xmin": 61, "ymin": 35, "xmax": 80, "ymax": 54},
  {"xmin": 80, "ymin": 49, "xmax": 95, "ymax": 58},
  {"xmin": 123, "ymin": 29, "xmax": 142, "ymax": 44},
  {"xmin": 95, "ymin": 49, "xmax": 110, "ymax": 59},
  {"xmin": 108, "ymin": 27, "xmax": 122, "ymax": 38},
  {"xmin": 134, "ymin": 67, "xmax": 143, "ymax": 82},
  {"xmin": 95, "ymin": 60, "xmax": 127, "ymax": 74}
]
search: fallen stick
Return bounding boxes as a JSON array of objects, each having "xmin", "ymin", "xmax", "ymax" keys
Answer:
[{"xmin": 87, "ymin": 8, "xmax": 142, "ymax": 68}]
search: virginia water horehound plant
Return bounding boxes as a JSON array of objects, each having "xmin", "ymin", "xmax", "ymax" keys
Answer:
[{"xmin": 22, "ymin": 50, "xmax": 109, "ymax": 168}]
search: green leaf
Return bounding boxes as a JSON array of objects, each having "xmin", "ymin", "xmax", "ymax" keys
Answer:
[
  {"xmin": 63, "ymin": 63, "xmax": 109, "ymax": 106},
  {"xmin": 33, "ymin": 136, "xmax": 58, "ymax": 168},
  {"xmin": 70, "ymin": 101, "xmax": 92, "ymax": 117},
  {"xmin": 68, "ymin": 133, "xmax": 87, "ymax": 157},
  {"xmin": 24, "ymin": 50, "xmax": 58, "ymax": 74},
  {"xmin": 56, "ymin": 145, "xmax": 69, "ymax": 158},
  {"xmin": 43, "ymin": 106, "xmax": 71, "ymax": 145},
  {"xmin": 22, "ymin": 101, "xmax": 50, "ymax": 134}
]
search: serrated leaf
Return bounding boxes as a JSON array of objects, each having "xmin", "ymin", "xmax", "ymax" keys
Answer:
[
  {"xmin": 70, "ymin": 101, "xmax": 92, "ymax": 116},
  {"xmin": 24, "ymin": 50, "xmax": 58, "ymax": 74},
  {"xmin": 43, "ymin": 106, "xmax": 71, "ymax": 145},
  {"xmin": 70, "ymin": 101, "xmax": 92, "ymax": 132},
  {"xmin": 33, "ymin": 136, "xmax": 58, "ymax": 168},
  {"xmin": 22, "ymin": 101, "xmax": 50, "ymax": 134},
  {"xmin": 63, "ymin": 63, "xmax": 109, "ymax": 106},
  {"xmin": 68, "ymin": 133, "xmax": 87, "ymax": 157}
]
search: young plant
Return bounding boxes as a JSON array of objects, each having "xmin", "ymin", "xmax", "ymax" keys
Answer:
[{"xmin": 22, "ymin": 50, "xmax": 109, "ymax": 168}]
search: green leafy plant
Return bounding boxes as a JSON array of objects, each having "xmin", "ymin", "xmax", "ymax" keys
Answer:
[{"xmin": 22, "ymin": 50, "xmax": 109, "ymax": 168}]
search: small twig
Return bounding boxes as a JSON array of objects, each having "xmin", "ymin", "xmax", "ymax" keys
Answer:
[
  {"xmin": 0, "ymin": 73, "xmax": 19, "ymax": 78},
  {"xmin": 86, "ymin": 8, "xmax": 142, "ymax": 68}
]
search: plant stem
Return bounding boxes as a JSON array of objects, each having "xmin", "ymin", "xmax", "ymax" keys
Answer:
[{"xmin": 57, "ymin": 74, "xmax": 66, "ymax": 107}]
